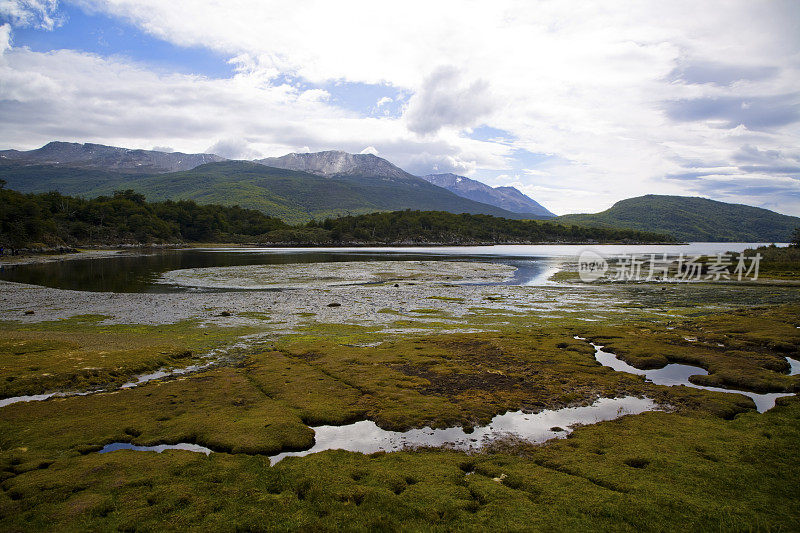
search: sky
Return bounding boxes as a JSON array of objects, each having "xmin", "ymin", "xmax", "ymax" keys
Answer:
[{"xmin": 1, "ymin": 1, "xmax": 799, "ymax": 216}]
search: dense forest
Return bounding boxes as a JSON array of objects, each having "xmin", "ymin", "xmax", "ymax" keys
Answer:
[
  {"xmin": 0, "ymin": 183, "xmax": 287, "ymax": 249},
  {"xmin": 0, "ymin": 183, "xmax": 674, "ymax": 250},
  {"xmin": 301, "ymin": 210, "xmax": 673, "ymax": 244}
]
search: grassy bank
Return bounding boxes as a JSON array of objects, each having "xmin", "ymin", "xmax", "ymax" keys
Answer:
[
  {"xmin": 1, "ymin": 302, "xmax": 798, "ymax": 530},
  {"xmin": 744, "ymin": 244, "xmax": 800, "ymax": 280}
]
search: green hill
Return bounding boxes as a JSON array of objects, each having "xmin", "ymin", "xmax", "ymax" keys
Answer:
[
  {"xmin": 0, "ymin": 160, "xmax": 536, "ymax": 224},
  {"xmin": 0, "ymin": 162, "xmax": 144, "ymax": 194},
  {"xmin": 0, "ymin": 186, "xmax": 673, "ymax": 249},
  {"xmin": 557, "ymin": 195, "xmax": 800, "ymax": 242},
  {"xmin": 297, "ymin": 210, "xmax": 673, "ymax": 245}
]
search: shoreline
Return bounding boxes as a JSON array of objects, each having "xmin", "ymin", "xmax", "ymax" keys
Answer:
[{"xmin": 0, "ymin": 240, "xmax": 688, "ymax": 264}]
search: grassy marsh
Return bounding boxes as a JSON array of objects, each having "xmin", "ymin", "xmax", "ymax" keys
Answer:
[
  {"xmin": 0, "ymin": 316, "xmax": 257, "ymax": 398},
  {"xmin": 0, "ymin": 255, "xmax": 799, "ymax": 530}
]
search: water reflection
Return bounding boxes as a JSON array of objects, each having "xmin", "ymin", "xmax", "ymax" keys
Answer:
[
  {"xmin": 787, "ymin": 357, "xmax": 800, "ymax": 376},
  {"xmin": 0, "ymin": 243, "xmax": 773, "ymax": 293},
  {"xmin": 587, "ymin": 339, "xmax": 794, "ymax": 412},
  {"xmin": 270, "ymin": 396, "xmax": 658, "ymax": 464},
  {"xmin": 91, "ymin": 397, "xmax": 659, "ymax": 462},
  {"xmin": 99, "ymin": 442, "xmax": 212, "ymax": 455}
]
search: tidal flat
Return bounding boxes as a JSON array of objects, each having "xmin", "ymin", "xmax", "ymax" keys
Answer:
[{"xmin": 0, "ymin": 248, "xmax": 799, "ymax": 531}]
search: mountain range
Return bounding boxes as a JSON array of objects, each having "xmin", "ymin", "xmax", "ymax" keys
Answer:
[
  {"xmin": 2, "ymin": 142, "xmax": 798, "ymax": 241},
  {"xmin": 0, "ymin": 141, "xmax": 225, "ymax": 174},
  {"xmin": 1, "ymin": 143, "xmax": 551, "ymax": 222},
  {"xmin": 0, "ymin": 150, "xmax": 546, "ymax": 224},
  {"xmin": 421, "ymin": 173, "xmax": 555, "ymax": 217}
]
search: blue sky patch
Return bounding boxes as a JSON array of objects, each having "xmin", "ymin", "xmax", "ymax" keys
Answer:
[
  {"xmin": 467, "ymin": 125, "xmax": 516, "ymax": 143},
  {"xmin": 4, "ymin": 4, "xmax": 235, "ymax": 78}
]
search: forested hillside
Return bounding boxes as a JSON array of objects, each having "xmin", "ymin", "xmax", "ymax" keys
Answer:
[
  {"xmin": 557, "ymin": 195, "xmax": 800, "ymax": 242},
  {"xmin": 0, "ymin": 184, "xmax": 287, "ymax": 248},
  {"xmin": 0, "ymin": 184, "xmax": 673, "ymax": 250},
  {"xmin": 0, "ymin": 160, "xmax": 531, "ymax": 223}
]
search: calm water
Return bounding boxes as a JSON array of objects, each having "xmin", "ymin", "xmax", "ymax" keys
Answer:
[
  {"xmin": 95, "ymin": 396, "xmax": 659, "ymax": 461},
  {"xmin": 99, "ymin": 442, "xmax": 212, "ymax": 455},
  {"xmin": 0, "ymin": 243, "xmax": 775, "ymax": 293},
  {"xmin": 588, "ymin": 340, "xmax": 794, "ymax": 412}
]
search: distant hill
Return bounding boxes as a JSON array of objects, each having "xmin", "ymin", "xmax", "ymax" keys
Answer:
[
  {"xmin": 421, "ymin": 173, "xmax": 555, "ymax": 217},
  {"xmin": 0, "ymin": 141, "xmax": 226, "ymax": 174},
  {"xmin": 557, "ymin": 195, "xmax": 800, "ymax": 242},
  {"xmin": 2, "ymin": 159, "xmax": 531, "ymax": 224}
]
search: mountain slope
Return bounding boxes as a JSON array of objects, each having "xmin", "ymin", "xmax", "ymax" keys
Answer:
[
  {"xmin": 557, "ymin": 195, "xmax": 800, "ymax": 242},
  {"xmin": 0, "ymin": 162, "xmax": 145, "ymax": 194},
  {"xmin": 5, "ymin": 160, "xmax": 530, "ymax": 224},
  {"xmin": 421, "ymin": 173, "xmax": 555, "ymax": 217},
  {"xmin": 0, "ymin": 141, "xmax": 226, "ymax": 174},
  {"xmin": 256, "ymin": 150, "xmax": 416, "ymax": 182}
]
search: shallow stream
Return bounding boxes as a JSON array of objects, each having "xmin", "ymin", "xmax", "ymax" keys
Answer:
[{"xmin": 583, "ymin": 338, "xmax": 795, "ymax": 412}]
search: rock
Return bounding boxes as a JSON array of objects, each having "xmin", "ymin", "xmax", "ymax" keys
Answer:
[
  {"xmin": 256, "ymin": 150, "xmax": 414, "ymax": 181},
  {"xmin": 327, "ymin": 302, "xmax": 341, "ymax": 307},
  {"xmin": 217, "ymin": 311, "xmax": 231, "ymax": 317},
  {"xmin": 24, "ymin": 310, "xmax": 34, "ymax": 315},
  {"xmin": 394, "ymin": 283, "xmax": 400, "ymax": 287}
]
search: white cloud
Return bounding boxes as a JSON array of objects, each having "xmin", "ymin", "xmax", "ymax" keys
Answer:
[
  {"xmin": 205, "ymin": 138, "xmax": 262, "ymax": 159},
  {"xmin": 404, "ymin": 66, "xmax": 495, "ymax": 135},
  {"xmin": 0, "ymin": 0, "xmax": 60, "ymax": 30},
  {"xmin": 2, "ymin": 0, "xmax": 800, "ymax": 215},
  {"xmin": 0, "ymin": 23, "xmax": 10, "ymax": 54}
]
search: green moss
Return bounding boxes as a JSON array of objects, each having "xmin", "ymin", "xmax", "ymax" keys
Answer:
[
  {"xmin": 0, "ymin": 367, "xmax": 313, "ymax": 457},
  {"xmin": 581, "ymin": 304, "xmax": 800, "ymax": 393},
  {"xmin": 1, "ymin": 397, "xmax": 799, "ymax": 531},
  {"xmin": 409, "ymin": 308, "xmax": 451, "ymax": 318},
  {"xmin": 0, "ymin": 318, "xmax": 257, "ymax": 398},
  {"xmin": 1, "ymin": 301, "xmax": 799, "ymax": 530}
]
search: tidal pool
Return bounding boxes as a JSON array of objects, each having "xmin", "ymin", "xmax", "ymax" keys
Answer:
[
  {"xmin": 92, "ymin": 397, "xmax": 658, "ymax": 461},
  {"xmin": 99, "ymin": 442, "xmax": 212, "ymax": 455},
  {"xmin": 582, "ymin": 338, "xmax": 795, "ymax": 412},
  {"xmin": 269, "ymin": 396, "xmax": 658, "ymax": 464}
]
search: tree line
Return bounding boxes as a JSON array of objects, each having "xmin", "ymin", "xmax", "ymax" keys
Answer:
[{"xmin": 0, "ymin": 183, "xmax": 675, "ymax": 251}]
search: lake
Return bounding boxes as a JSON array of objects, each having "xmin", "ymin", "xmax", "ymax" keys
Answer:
[{"xmin": 0, "ymin": 243, "xmax": 776, "ymax": 293}]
